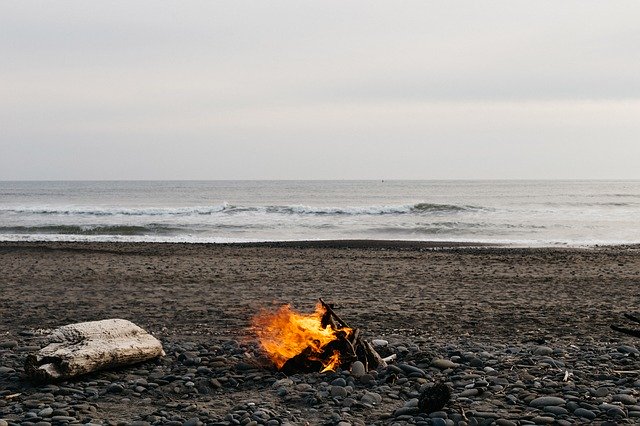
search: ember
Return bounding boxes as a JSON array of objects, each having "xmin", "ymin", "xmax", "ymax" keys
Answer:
[{"xmin": 252, "ymin": 298, "xmax": 386, "ymax": 374}]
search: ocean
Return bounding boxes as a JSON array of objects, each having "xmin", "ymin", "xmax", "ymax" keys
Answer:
[{"xmin": 0, "ymin": 180, "xmax": 638, "ymax": 246}]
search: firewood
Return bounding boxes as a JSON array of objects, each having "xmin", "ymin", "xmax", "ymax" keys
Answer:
[{"xmin": 25, "ymin": 319, "xmax": 165, "ymax": 382}]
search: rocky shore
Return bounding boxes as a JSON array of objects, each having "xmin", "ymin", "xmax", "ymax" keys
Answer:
[{"xmin": 1, "ymin": 241, "xmax": 639, "ymax": 424}]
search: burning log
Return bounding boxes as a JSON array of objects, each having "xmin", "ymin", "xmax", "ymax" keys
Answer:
[
  {"xmin": 252, "ymin": 298, "xmax": 387, "ymax": 374},
  {"xmin": 25, "ymin": 319, "xmax": 165, "ymax": 382}
]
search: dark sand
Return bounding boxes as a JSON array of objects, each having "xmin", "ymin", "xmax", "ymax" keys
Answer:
[
  {"xmin": 1, "ymin": 241, "xmax": 638, "ymax": 343},
  {"xmin": 1, "ymin": 241, "xmax": 639, "ymax": 425}
]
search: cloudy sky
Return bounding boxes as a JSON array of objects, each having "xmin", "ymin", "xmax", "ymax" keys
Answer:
[{"xmin": 1, "ymin": 1, "xmax": 639, "ymax": 180}]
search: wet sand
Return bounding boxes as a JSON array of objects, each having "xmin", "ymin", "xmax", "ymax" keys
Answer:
[{"xmin": 1, "ymin": 241, "xmax": 638, "ymax": 343}]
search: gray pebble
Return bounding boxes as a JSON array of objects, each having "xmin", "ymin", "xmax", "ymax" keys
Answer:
[
  {"xmin": 350, "ymin": 361, "xmax": 365, "ymax": 378},
  {"xmin": 530, "ymin": 396, "xmax": 566, "ymax": 407},
  {"xmin": 573, "ymin": 408, "xmax": 596, "ymax": 420},
  {"xmin": 613, "ymin": 394, "xmax": 637, "ymax": 405},
  {"xmin": 331, "ymin": 386, "xmax": 348, "ymax": 398},
  {"xmin": 431, "ymin": 359, "xmax": 459, "ymax": 370},
  {"xmin": 533, "ymin": 346, "xmax": 553, "ymax": 356}
]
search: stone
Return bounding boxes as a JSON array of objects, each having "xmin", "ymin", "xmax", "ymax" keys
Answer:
[
  {"xmin": 0, "ymin": 340, "xmax": 18, "ymax": 349},
  {"xmin": 573, "ymin": 408, "xmax": 596, "ymax": 420},
  {"xmin": 350, "ymin": 361, "xmax": 365, "ymax": 378},
  {"xmin": 531, "ymin": 416, "xmax": 555, "ymax": 424},
  {"xmin": 331, "ymin": 386, "xmax": 348, "ymax": 398},
  {"xmin": 533, "ymin": 346, "xmax": 553, "ymax": 356},
  {"xmin": 431, "ymin": 359, "xmax": 459, "ymax": 370},
  {"xmin": 613, "ymin": 394, "xmax": 637, "ymax": 405},
  {"xmin": 530, "ymin": 396, "xmax": 566, "ymax": 407}
]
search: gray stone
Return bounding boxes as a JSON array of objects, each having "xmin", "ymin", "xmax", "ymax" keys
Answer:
[
  {"xmin": 543, "ymin": 406, "xmax": 568, "ymax": 415},
  {"xmin": 361, "ymin": 392, "xmax": 382, "ymax": 406},
  {"xmin": 531, "ymin": 416, "xmax": 555, "ymax": 424},
  {"xmin": 371, "ymin": 339, "xmax": 388, "ymax": 347},
  {"xmin": 38, "ymin": 407, "xmax": 53, "ymax": 417},
  {"xmin": 0, "ymin": 340, "xmax": 18, "ymax": 349},
  {"xmin": 613, "ymin": 394, "xmax": 637, "ymax": 405},
  {"xmin": 573, "ymin": 408, "xmax": 596, "ymax": 420},
  {"xmin": 331, "ymin": 386, "xmax": 348, "ymax": 398},
  {"xmin": 533, "ymin": 346, "xmax": 553, "ymax": 356},
  {"xmin": 350, "ymin": 361, "xmax": 365, "ymax": 378},
  {"xmin": 618, "ymin": 345, "xmax": 639, "ymax": 355},
  {"xmin": 460, "ymin": 388, "xmax": 480, "ymax": 397},
  {"xmin": 530, "ymin": 396, "xmax": 566, "ymax": 407},
  {"xmin": 431, "ymin": 359, "xmax": 459, "ymax": 369}
]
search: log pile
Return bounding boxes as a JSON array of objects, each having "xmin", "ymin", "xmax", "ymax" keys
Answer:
[
  {"xmin": 254, "ymin": 298, "xmax": 387, "ymax": 375},
  {"xmin": 25, "ymin": 319, "xmax": 165, "ymax": 382}
]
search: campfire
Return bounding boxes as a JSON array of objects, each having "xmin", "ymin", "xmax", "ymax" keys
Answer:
[{"xmin": 252, "ymin": 298, "xmax": 386, "ymax": 374}]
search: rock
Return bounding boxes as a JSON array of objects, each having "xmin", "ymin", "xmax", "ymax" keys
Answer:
[
  {"xmin": 0, "ymin": 367, "xmax": 15, "ymax": 375},
  {"xmin": 350, "ymin": 361, "xmax": 365, "ymax": 378},
  {"xmin": 393, "ymin": 407, "xmax": 419, "ymax": 417},
  {"xmin": 360, "ymin": 373, "xmax": 375, "ymax": 385},
  {"xmin": 0, "ymin": 340, "xmax": 18, "ymax": 349},
  {"xmin": 183, "ymin": 418, "xmax": 202, "ymax": 426},
  {"xmin": 38, "ymin": 407, "xmax": 54, "ymax": 417},
  {"xmin": 331, "ymin": 386, "xmax": 348, "ymax": 398},
  {"xmin": 460, "ymin": 389, "xmax": 480, "ymax": 397},
  {"xmin": 0, "ymin": 421, "xmax": 7, "ymax": 426},
  {"xmin": 613, "ymin": 394, "xmax": 637, "ymax": 405},
  {"xmin": 573, "ymin": 408, "xmax": 596, "ymax": 420},
  {"xmin": 530, "ymin": 396, "xmax": 566, "ymax": 407},
  {"xmin": 361, "ymin": 392, "xmax": 382, "ymax": 406},
  {"xmin": 531, "ymin": 416, "xmax": 555, "ymax": 424},
  {"xmin": 618, "ymin": 345, "xmax": 639, "ymax": 355},
  {"xmin": 372, "ymin": 339, "xmax": 388, "ymax": 347},
  {"xmin": 431, "ymin": 359, "xmax": 459, "ymax": 370},
  {"xmin": 543, "ymin": 406, "xmax": 568, "ymax": 415},
  {"xmin": 397, "ymin": 363, "xmax": 427, "ymax": 377},
  {"xmin": 533, "ymin": 346, "xmax": 554, "ymax": 356},
  {"xmin": 107, "ymin": 383, "xmax": 125, "ymax": 393},
  {"xmin": 330, "ymin": 378, "xmax": 347, "ymax": 387}
]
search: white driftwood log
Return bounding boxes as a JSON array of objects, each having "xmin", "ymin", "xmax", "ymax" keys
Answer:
[{"xmin": 25, "ymin": 319, "xmax": 165, "ymax": 381}]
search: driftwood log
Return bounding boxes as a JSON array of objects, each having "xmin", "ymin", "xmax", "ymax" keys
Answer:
[
  {"xmin": 25, "ymin": 319, "xmax": 165, "ymax": 382},
  {"xmin": 612, "ymin": 313, "xmax": 640, "ymax": 338}
]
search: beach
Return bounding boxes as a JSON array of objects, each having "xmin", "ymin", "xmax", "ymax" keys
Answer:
[{"xmin": 1, "ymin": 241, "xmax": 639, "ymax": 424}]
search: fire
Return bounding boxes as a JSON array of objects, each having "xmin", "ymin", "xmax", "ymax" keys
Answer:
[{"xmin": 252, "ymin": 303, "xmax": 352, "ymax": 372}]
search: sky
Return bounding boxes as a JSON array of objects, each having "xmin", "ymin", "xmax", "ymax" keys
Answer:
[{"xmin": 1, "ymin": 1, "xmax": 639, "ymax": 180}]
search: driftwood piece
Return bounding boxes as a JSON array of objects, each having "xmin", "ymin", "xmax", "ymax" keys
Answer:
[
  {"xmin": 611, "ymin": 313, "xmax": 640, "ymax": 338},
  {"xmin": 318, "ymin": 298, "xmax": 387, "ymax": 371},
  {"xmin": 25, "ymin": 319, "xmax": 165, "ymax": 382}
]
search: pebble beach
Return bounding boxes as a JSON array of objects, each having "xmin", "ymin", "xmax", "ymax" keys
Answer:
[{"xmin": 1, "ymin": 241, "xmax": 639, "ymax": 425}]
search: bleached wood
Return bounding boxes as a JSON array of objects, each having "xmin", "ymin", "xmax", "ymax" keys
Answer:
[{"xmin": 25, "ymin": 319, "xmax": 165, "ymax": 381}]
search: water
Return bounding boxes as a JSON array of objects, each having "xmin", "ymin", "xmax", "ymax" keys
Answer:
[{"xmin": 0, "ymin": 180, "xmax": 639, "ymax": 246}]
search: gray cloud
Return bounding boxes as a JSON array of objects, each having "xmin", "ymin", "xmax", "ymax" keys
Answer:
[{"xmin": 1, "ymin": 1, "xmax": 639, "ymax": 179}]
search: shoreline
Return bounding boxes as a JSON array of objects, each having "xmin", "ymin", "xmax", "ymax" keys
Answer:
[{"xmin": 2, "ymin": 238, "xmax": 640, "ymax": 252}]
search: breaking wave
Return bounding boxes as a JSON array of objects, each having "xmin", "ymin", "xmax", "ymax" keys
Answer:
[
  {"xmin": 0, "ymin": 224, "xmax": 184, "ymax": 236},
  {"xmin": 1, "ymin": 202, "xmax": 477, "ymax": 217}
]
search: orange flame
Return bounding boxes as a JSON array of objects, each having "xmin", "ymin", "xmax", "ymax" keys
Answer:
[{"xmin": 252, "ymin": 303, "xmax": 351, "ymax": 371}]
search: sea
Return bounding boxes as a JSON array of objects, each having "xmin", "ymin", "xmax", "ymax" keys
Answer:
[{"xmin": 0, "ymin": 180, "xmax": 639, "ymax": 246}]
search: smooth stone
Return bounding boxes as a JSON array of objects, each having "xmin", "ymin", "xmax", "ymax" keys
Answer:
[
  {"xmin": 543, "ymin": 406, "xmax": 568, "ymax": 415},
  {"xmin": 431, "ymin": 359, "xmax": 459, "ymax": 370},
  {"xmin": 360, "ymin": 374, "xmax": 375, "ymax": 385},
  {"xmin": 0, "ymin": 367, "xmax": 15, "ymax": 374},
  {"xmin": 431, "ymin": 419, "xmax": 447, "ymax": 426},
  {"xmin": 0, "ymin": 341, "xmax": 18, "ymax": 349},
  {"xmin": 331, "ymin": 386, "xmax": 348, "ymax": 398},
  {"xmin": 350, "ymin": 361, "xmax": 365, "ymax": 378},
  {"xmin": 361, "ymin": 392, "xmax": 382, "ymax": 405},
  {"xmin": 495, "ymin": 420, "xmax": 516, "ymax": 426},
  {"xmin": 530, "ymin": 396, "xmax": 566, "ymax": 407},
  {"xmin": 460, "ymin": 389, "xmax": 480, "ymax": 397},
  {"xmin": 0, "ymin": 420, "xmax": 7, "ymax": 426},
  {"xmin": 107, "ymin": 383, "xmax": 124, "ymax": 393},
  {"xmin": 613, "ymin": 394, "xmax": 637, "ymax": 405},
  {"xmin": 618, "ymin": 345, "xmax": 639, "ymax": 355},
  {"xmin": 331, "ymin": 378, "xmax": 347, "ymax": 387},
  {"xmin": 533, "ymin": 346, "xmax": 553, "ymax": 356},
  {"xmin": 573, "ymin": 408, "xmax": 596, "ymax": 420},
  {"xmin": 183, "ymin": 418, "xmax": 201, "ymax": 426},
  {"xmin": 38, "ymin": 408, "xmax": 53, "ymax": 417},
  {"xmin": 595, "ymin": 386, "xmax": 611, "ymax": 397},
  {"xmin": 393, "ymin": 407, "xmax": 419, "ymax": 417},
  {"xmin": 531, "ymin": 416, "xmax": 555, "ymax": 424},
  {"xmin": 397, "ymin": 363, "xmax": 427, "ymax": 377},
  {"xmin": 371, "ymin": 339, "xmax": 388, "ymax": 347}
]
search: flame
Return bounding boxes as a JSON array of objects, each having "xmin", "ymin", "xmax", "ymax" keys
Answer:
[{"xmin": 252, "ymin": 303, "xmax": 352, "ymax": 371}]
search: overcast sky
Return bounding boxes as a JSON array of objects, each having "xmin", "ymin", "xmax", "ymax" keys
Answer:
[{"xmin": 1, "ymin": 1, "xmax": 639, "ymax": 180}]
